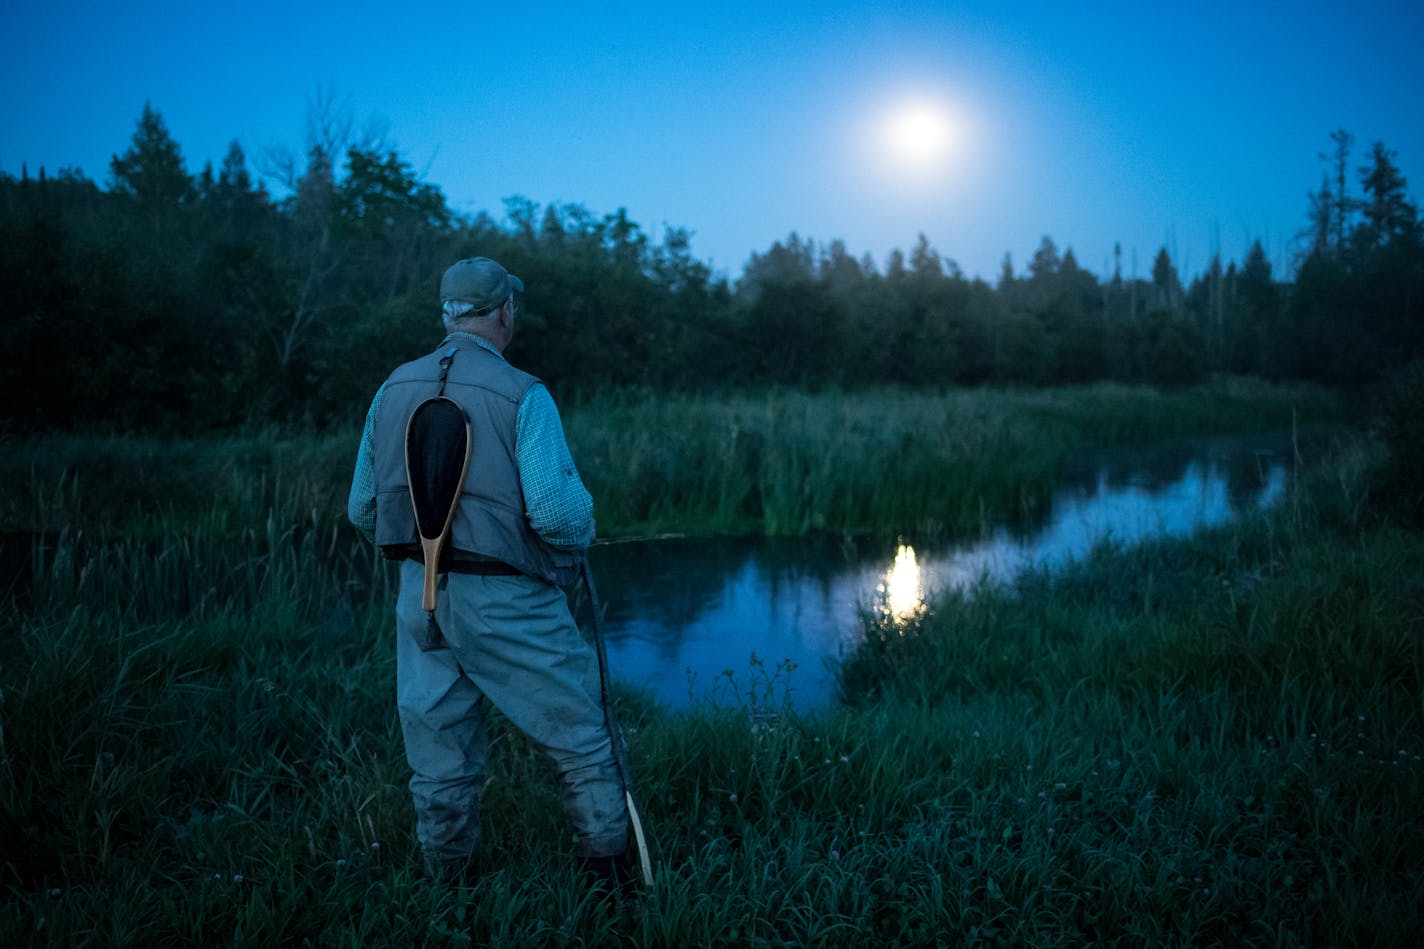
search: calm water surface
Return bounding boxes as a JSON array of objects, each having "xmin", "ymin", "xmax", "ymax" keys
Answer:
[{"xmin": 589, "ymin": 433, "xmax": 1311, "ymax": 712}]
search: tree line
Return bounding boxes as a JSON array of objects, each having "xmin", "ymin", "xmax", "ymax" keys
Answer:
[{"xmin": 2, "ymin": 105, "xmax": 1420, "ymax": 432}]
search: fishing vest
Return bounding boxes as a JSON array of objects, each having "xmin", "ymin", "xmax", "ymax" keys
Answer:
[{"xmin": 371, "ymin": 337, "xmax": 582, "ymax": 587}]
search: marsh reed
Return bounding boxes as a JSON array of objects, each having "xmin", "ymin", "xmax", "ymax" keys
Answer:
[{"xmin": 8, "ymin": 380, "xmax": 1418, "ymax": 945}]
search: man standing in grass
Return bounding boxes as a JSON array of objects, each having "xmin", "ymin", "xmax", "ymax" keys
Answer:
[{"xmin": 347, "ymin": 256, "xmax": 634, "ymax": 891}]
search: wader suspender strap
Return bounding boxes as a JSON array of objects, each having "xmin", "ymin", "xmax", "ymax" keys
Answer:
[{"xmin": 437, "ymin": 346, "xmax": 456, "ymax": 395}]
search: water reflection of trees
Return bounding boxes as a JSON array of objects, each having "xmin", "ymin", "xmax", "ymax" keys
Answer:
[
  {"xmin": 589, "ymin": 538, "xmax": 736, "ymax": 634},
  {"xmin": 589, "ymin": 535, "xmax": 894, "ymax": 659},
  {"xmin": 591, "ymin": 432, "xmax": 1318, "ymax": 664},
  {"xmin": 1003, "ymin": 434, "xmax": 1300, "ymax": 543}
]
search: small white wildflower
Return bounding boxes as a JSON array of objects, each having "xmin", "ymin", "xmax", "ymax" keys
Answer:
[
  {"xmin": 1025, "ymin": 764, "xmax": 1033, "ymax": 771},
  {"xmin": 839, "ymin": 755, "xmax": 849, "ymax": 764},
  {"xmin": 972, "ymin": 730, "xmax": 980, "ymax": 738},
  {"xmin": 1047, "ymin": 827, "xmax": 1055, "ymax": 836},
  {"xmin": 49, "ymin": 888, "xmax": 61, "ymax": 897},
  {"xmin": 1054, "ymin": 782, "xmax": 1067, "ymax": 790},
  {"xmin": 830, "ymin": 849, "xmax": 840, "ymax": 861},
  {"xmin": 233, "ymin": 874, "xmax": 244, "ymax": 884},
  {"xmin": 729, "ymin": 793, "xmax": 738, "ymax": 803}
]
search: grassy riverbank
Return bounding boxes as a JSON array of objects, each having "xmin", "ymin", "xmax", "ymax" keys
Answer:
[
  {"xmin": 1, "ymin": 377, "xmax": 1340, "ymax": 540},
  {"xmin": 5, "ymin": 380, "xmax": 1420, "ymax": 945}
]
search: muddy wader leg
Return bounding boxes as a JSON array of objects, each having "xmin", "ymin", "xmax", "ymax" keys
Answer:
[
  {"xmin": 395, "ymin": 561, "xmax": 628, "ymax": 875},
  {"xmin": 395, "ymin": 569, "xmax": 488, "ymax": 878}
]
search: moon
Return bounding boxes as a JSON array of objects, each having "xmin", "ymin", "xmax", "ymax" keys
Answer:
[{"xmin": 878, "ymin": 97, "xmax": 964, "ymax": 176}]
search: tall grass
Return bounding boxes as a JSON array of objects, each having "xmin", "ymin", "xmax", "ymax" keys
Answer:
[
  {"xmin": 5, "ymin": 381, "xmax": 1415, "ymax": 945},
  {"xmin": 832, "ymin": 435, "xmax": 1424, "ymax": 944},
  {"xmin": 2, "ymin": 377, "xmax": 1342, "ymax": 540},
  {"xmin": 569, "ymin": 378, "xmax": 1341, "ymax": 537}
]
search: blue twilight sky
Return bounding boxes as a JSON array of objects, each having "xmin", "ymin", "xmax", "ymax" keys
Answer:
[{"xmin": 3, "ymin": 0, "xmax": 1422, "ymax": 283}]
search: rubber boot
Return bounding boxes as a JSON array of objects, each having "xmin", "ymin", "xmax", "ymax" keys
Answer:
[
  {"xmin": 425, "ymin": 851, "xmax": 481, "ymax": 888},
  {"xmin": 579, "ymin": 849, "xmax": 639, "ymax": 901}
]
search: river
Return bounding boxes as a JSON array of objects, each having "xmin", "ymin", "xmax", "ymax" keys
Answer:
[{"xmin": 588, "ymin": 432, "xmax": 1307, "ymax": 711}]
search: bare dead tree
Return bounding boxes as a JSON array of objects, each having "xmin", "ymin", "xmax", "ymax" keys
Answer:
[
  {"xmin": 1326, "ymin": 129, "xmax": 1355, "ymax": 258},
  {"xmin": 257, "ymin": 86, "xmax": 390, "ymax": 194}
]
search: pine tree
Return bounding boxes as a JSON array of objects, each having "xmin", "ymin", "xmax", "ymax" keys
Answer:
[
  {"xmin": 1301, "ymin": 172, "xmax": 1333, "ymax": 262},
  {"xmin": 109, "ymin": 102, "xmax": 192, "ymax": 207},
  {"xmin": 1355, "ymin": 141, "xmax": 1420, "ymax": 254},
  {"xmin": 1151, "ymin": 247, "xmax": 1181, "ymax": 312},
  {"xmin": 1028, "ymin": 235, "xmax": 1060, "ymax": 281}
]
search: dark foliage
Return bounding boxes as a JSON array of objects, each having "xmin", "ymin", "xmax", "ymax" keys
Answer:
[
  {"xmin": 1375, "ymin": 361, "xmax": 1424, "ymax": 528},
  {"xmin": 2, "ymin": 114, "xmax": 1421, "ymax": 432}
]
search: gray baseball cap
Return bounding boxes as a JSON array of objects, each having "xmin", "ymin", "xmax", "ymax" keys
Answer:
[{"xmin": 439, "ymin": 257, "xmax": 525, "ymax": 309}]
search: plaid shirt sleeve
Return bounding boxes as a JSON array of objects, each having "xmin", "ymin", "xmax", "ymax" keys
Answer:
[
  {"xmin": 516, "ymin": 382, "xmax": 595, "ymax": 549},
  {"xmin": 346, "ymin": 383, "xmax": 384, "ymax": 542}
]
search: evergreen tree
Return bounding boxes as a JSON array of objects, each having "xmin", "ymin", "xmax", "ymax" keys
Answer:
[
  {"xmin": 819, "ymin": 239, "xmax": 864, "ymax": 295},
  {"xmin": 1234, "ymin": 241, "xmax": 1276, "ymax": 374},
  {"xmin": 1350, "ymin": 142, "xmax": 1424, "ymax": 371},
  {"xmin": 909, "ymin": 233, "xmax": 942, "ymax": 278},
  {"xmin": 109, "ymin": 102, "xmax": 192, "ymax": 208},
  {"xmin": 997, "ymin": 252, "xmax": 1015, "ymax": 290},
  {"xmin": 1301, "ymin": 172, "xmax": 1334, "ymax": 262},
  {"xmin": 1151, "ymin": 247, "xmax": 1181, "ymax": 312},
  {"xmin": 1028, "ymin": 235, "xmax": 1060, "ymax": 281},
  {"xmin": 1354, "ymin": 141, "xmax": 1420, "ymax": 254}
]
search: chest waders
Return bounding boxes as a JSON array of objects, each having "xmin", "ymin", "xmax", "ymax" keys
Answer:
[
  {"xmin": 405, "ymin": 347, "xmax": 654, "ymax": 887},
  {"xmin": 404, "ymin": 348, "xmax": 471, "ymax": 651}
]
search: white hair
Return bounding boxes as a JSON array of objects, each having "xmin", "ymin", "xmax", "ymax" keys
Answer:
[
  {"xmin": 442, "ymin": 299, "xmax": 476, "ymax": 321},
  {"xmin": 442, "ymin": 298, "xmax": 491, "ymax": 332}
]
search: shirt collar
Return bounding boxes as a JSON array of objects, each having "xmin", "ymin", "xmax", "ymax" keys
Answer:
[{"xmin": 441, "ymin": 331, "xmax": 506, "ymax": 363}]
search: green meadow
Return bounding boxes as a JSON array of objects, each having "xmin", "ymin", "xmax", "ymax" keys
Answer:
[{"xmin": 3, "ymin": 379, "xmax": 1422, "ymax": 946}]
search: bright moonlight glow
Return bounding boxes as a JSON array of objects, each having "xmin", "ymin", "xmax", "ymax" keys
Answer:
[
  {"xmin": 882, "ymin": 544, "xmax": 925, "ymax": 622},
  {"xmin": 880, "ymin": 98, "xmax": 963, "ymax": 174}
]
